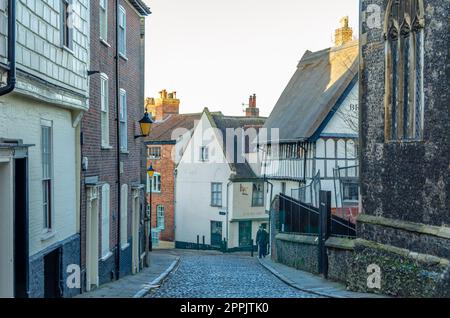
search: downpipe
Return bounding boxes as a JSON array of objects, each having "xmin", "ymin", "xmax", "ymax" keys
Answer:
[{"xmin": 0, "ymin": 0, "xmax": 17, "ymax": 96}]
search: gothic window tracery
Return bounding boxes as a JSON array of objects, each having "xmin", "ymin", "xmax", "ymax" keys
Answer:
[{"xmin": 385, "ymin": 0, "xmax": 424, "ymax": 141}]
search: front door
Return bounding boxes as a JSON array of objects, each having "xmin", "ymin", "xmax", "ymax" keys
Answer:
[
  {"xmin": 210, "ymin": 221, "xmax": 222, "ymax": 247},
  {"xmin": 132, "ymin": 195, "xmax": 140, "ymax": 274},
  {"xmin": 239, "ymin": 221, "xmax": 252, "ymax": 247},
  {"xmin": 86, "ymin": 189, "xmax": 99, "ymax": 292}
]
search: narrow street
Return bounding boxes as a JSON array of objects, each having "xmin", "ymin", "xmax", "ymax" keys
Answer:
[{"xmin": 146, "ymin": 250, "xmax": 320, "ymax": 298}]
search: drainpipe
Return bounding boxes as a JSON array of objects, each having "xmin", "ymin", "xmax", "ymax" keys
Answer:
[
  {"xmin": 225, "ymin": 181, "xmax": 233, "ymax": 248},
  {"xmin": 0, "ymin": 0, "xmax": 17, "ymax": 96},
  {"xmin": 114, "ymin": 0, "xmax": 121, "ymax": 280}
]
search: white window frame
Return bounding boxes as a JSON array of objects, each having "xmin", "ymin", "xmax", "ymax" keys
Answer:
[
  {"xmin": 151, "ymin": 173, "xmax": 161, "ymax": 193},
  {"xmin": 100, "ymin": 73, "xmax": 110, "ymax": 148},
  {"xmin": 61, "ymin": 0, "xmax": 74, "ymax": 50},
  {"xmin": 211, "ymin": 183, "xmax": 222, "ymax": 207},
  {"xmin": 118, "ymin": 5, "xmax": 127, "ymax": 56},
  {"xmin": 120, "ymin": 184, "xmax": 129, "ymax": 249},
  {"xmin": 101, "ymin": 184, "xmax": 111, "ymax": 258},
  {"xmin": 41, "ymin": 121, "xmax": 53, "ymax": 231},
  {"xmin": 119, "ymin": 89, "xmax": 128, "ymax": 152},
  {"xmin": 156, "ymin": 205, "xmax": 165, "ymax": 230},
  {"xmin": 99, "ymin": 0, "xmax": 108, "ymax": 42},
  {"xmin": 252, "ymin": 183, "xmax": 264, "ymax": 207},
  {"xmin": 200, "ymin": 146, "xmax": 209, "ymax": 162}
]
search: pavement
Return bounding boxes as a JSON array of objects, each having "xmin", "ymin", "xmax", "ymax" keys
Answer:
[
  {"xmin": 76, "ymin": 250, "xmax": 179, "ymax": 298},
  {"xmin": 258, "ymin": 256, "xmax": 385, "ymax": 298}
]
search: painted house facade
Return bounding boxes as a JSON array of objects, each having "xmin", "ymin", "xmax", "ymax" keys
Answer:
[
  {"xmin": 261, "ymin": 20, "xmax": 359, "ymax": 220},
  {"xmin": 0, "ymin": 0, "xmax": 89, "ymax": 298},
  {"xmin": 80, "ymin": 0, "xmax": 151, "ymax": 293},
  {"xmin": 175, "ymin": 107, "xmax": 267, "ymax": 250}
]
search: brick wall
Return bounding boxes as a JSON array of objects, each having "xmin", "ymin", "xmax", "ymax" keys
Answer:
[
  {"xmin": 80, "ymin": 0, "xmax": 146, "ymax": 286},
  {"xmin": 147, "ymin": 143, "xmax": 176, "ymax": 242}
]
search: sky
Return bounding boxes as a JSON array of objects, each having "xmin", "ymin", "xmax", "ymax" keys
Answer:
[{"xmin": 143, "ymin": 0, "xmax": 359, "ymax": 117}]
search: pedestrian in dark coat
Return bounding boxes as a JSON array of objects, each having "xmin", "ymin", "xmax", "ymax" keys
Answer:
[{"xmin": 256, "ymin": 225, "xmax": 268, "ymax": 258}]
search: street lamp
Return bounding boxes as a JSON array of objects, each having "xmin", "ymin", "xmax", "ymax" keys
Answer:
[
  {"xmin": 145, "ymin": 164, "xmax": 156, "ymax": 266},
  {"xmin": 135, "ymin": 110, "xmax": 154, "ymax": 139}
]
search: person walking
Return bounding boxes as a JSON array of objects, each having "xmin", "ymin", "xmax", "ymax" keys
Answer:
[{"xmin": 256, "ymin": 225, "xmax": 268, "ymax": 258}]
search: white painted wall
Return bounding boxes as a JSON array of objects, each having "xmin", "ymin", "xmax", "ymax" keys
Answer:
[
  {"xmin": 0, "ymin": 157, "xmax": 13, "ymax": 297},
  {"xmin": 321, "ymin": 83, "xmax": 359, "ymax": 136},
  {"xmin": 175, "ymin": 113, "xmax": 231, "ymax": 245},
  {"xmin": 0, "ymin": 94, "xmax": 78, "ymax": 257}
]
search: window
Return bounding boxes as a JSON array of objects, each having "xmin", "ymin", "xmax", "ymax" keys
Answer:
[
  {"xmin": 252, "ymin": 183, "xmax": 264, "ymax": 207},
  {"xmin": 121, "ymin": 184, "xmax": 128, "ymax": 248},
  {"xmin": 42, "ymin": 124, "xmax": 53, "ymax": 230},
  {"xmin": 211, "ymin": 183, "xmax": 222, "ymax": 207},
  {"xmin": 119, "ymin": 89, "xmax": 127, "ymax": 151},
  {"xmin": 100, "ymin": 74, "xmax": 109, "ymax": 147},
  {"xmin": 101, "ymin": 184, "xmax": 111, "ymax": 258},
  {"xmin": 99, "ymin": 0, "xmax": 108, "ymax": 41},
  {"xmin": 385, "ymin": 0, "xmax": 424, "ymax": 141},
  {"xmin": 118, "ymin": 6, "xmax": 126, "ymax": 56},
  {"xmin": 281, "ymin": 182, "xmax": 286, "ymax": 195},
  {"xmin": 342, "ymin": 182, "xmax": 359, "ymax": 202},
  {"xmin": 200, "ymin": 146, "xmax": 209, "ymax": 162},
  {"xmin": 156, "ymin": 205, "xmax": 165, "ymax": 230},
  {"xmin": 148, "ymin": 147, "xmax": 161, "ymax": 159},
  {"xmin": 149, "ymin": 173, "xmax": 161, "ymax": 193},
  {"xmin": 61, "ymin": 0, "xmax": 73, "ymax": 50}
]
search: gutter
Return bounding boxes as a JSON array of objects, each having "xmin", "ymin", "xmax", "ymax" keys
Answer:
[
  {"xmin": 0, "ymin": 0, "xmax": 17, "ymax": 96},
  {"xmin": 114, "ymin": 0, "xmax": 121, "ymax": 280}
]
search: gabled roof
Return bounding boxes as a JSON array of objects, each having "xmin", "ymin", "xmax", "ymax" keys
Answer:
[
  {"xmin": 145, "ymin": 113, "xmax": 202, "ymax": 144},
  {"xmin": 128, "ymin": 0, "xmax": 152, "ymax": 16},
  {"xmin": 262, "ymin": 40, "xmax": 358, "ymax": 143},
  {"xmin": 207, "ymin": 110, "xmax": 266, "ymax": 180}
]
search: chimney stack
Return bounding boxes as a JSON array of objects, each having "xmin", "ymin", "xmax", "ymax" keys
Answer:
[
  {"xmin": 334, "ymin": 16, "xmax": 353, "ymax": 46},
  {"xmin": 245, "ymin": 94, "xmax": 260, "ymax": 117},
  {"xmin": 146, "ymin": 89, "xmax": 180, "ymax": 121}
]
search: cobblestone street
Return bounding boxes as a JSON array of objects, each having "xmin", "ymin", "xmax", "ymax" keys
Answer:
[{"xmin": 146, "ymin": 250, "xmax": 320, "ymax": 298}]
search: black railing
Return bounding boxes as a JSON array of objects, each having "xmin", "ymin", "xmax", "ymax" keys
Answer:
[{"xmin": 278, "ymin": 193, "xmax": 355, "ymax": 238}]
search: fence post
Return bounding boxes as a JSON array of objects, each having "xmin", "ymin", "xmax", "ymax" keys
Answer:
[
  {"xmin": 318, "ymin": 191, "xmax": 331, "ymax": 278},
  {"xmin": 202, "ymin": 236, "xmax": 205, "ymax": 250},
  {"xmin": 197, "ymin": 235, "xmax": 200, "ymax": 250},
  {"xmin": 251, "ymin": 239, "xmax": 254, "ymax": 257}
]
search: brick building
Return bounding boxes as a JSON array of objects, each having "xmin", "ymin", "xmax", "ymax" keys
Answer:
[
  {"xmin": 351, "ymin": 0, "xmax": 450, "ymax": 297},
  {"xmin": 80, "ymin": 0, "xmax": 151, "ymax": 292},
  {"xmin": 144, "ymin": 91, "xmax": 201, "ymax": 243}
]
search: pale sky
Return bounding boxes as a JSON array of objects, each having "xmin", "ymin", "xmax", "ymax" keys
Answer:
[{"xmin": 143, "ymin": 0, "xmax": 359, "ymax": 117}]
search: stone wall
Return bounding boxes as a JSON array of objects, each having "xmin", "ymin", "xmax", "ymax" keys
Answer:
[
  {"xmin": 325, "ymin": 237, "xmax": 355, "ymax": 285},
  {"xmin": 28, "ymin": 234, "xmax": 80, "ymax": 298},
  {"xmin": 274, "ymin": 234, "xmax": 319, "ymax": 274},
  {"xmin": 347, "ymin": 239, "xmax": 450, "ymax": 297}
]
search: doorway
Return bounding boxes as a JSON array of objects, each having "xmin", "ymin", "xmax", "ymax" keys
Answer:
[
  {"xmin": 210, "ymin": 221, "xmax": 223, "ymax": 247},
  {"xmin": 86, "ymin": 187, "xmax": 99, "ymax": 291},
  {"xmin": 44, "ymin": 248, "xmax": 62, "ymax": 298},
  {"xmin": 14, "ymin": 158, "xmax": 28, "ymax": 298},
  {"xmin": 131, "ymin": 195, "xmax": 140, "ymax": 274},
  {"xmin": 239, "ymin": 221, "xmax": 252, "ymax": 247}
]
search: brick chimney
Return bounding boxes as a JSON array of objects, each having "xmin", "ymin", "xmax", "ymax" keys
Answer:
[
  {"xmin": 246, "ymin": 94, "xmax": 260, "ymax": 117},
  {"xmin": 145, "ymin": 89, "xmax": 180, "ymax": 121},
  {"xmin": 334, "ymin": 16, "xmax": 353, "ymax": 46}
]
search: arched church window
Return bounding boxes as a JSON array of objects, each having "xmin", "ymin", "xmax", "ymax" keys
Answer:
[{"xmin": 385, "ymin": 0, "xmax": 424, "ymax": 141}]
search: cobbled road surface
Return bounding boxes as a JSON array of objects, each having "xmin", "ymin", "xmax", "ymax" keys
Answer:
[{"xmin": 146, "ymin": 250, "xmax": 319, "ymax": 298}]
